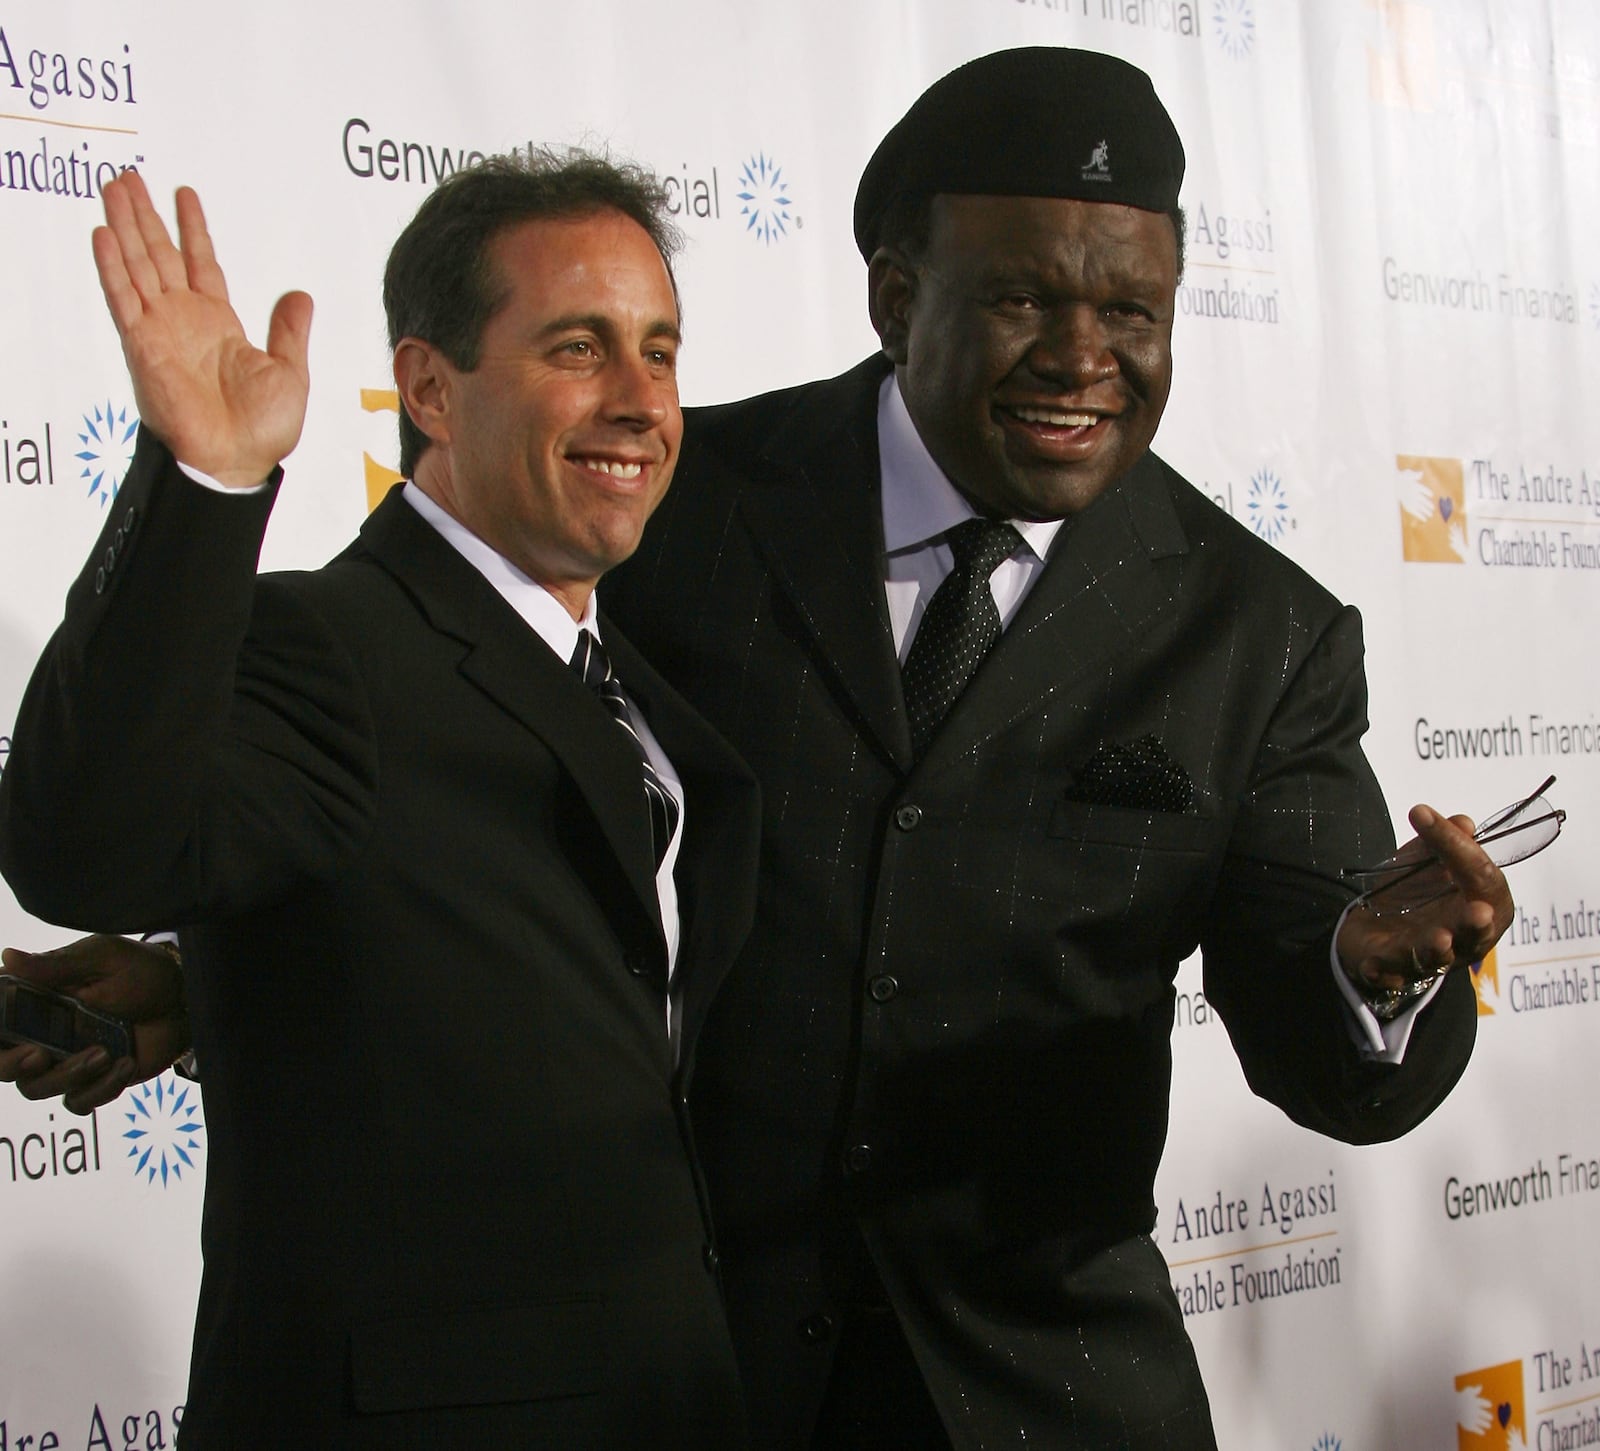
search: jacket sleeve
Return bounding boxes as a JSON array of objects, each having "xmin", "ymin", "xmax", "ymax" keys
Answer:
[
  {"xmin": 1200, "ymin": 603, "xmax": 1477, "ymax": 1143},
  {"xmin": 0, "ymin": 428, "xmax": 378, "ymax": 932}
]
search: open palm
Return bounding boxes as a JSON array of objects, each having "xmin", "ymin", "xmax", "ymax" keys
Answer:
[{"xmin": 93, "ymin": 171, "xmax": 312, "ymax": 489}]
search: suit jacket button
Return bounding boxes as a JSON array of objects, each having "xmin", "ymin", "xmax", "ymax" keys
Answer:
[
  {"xmin": 798, "ymin": 1312, "xmax": 836, "ymax": 1344},
  {"xmin": 625, "ymin": 951, "xmax": 649, "ymax": 976},
  {"xmin": 843, "ymin": 1143, "xmax": 873, "ymax": 1174},
  {"xmin": 868, "ymin": 974, "xmax": 899, "ymax": 1003},
  {"xmin": 894, "ymin": 804, "xmax": 922, "ymax": 831},
  {"xmin": 112, "ymin": 528, "xmax": 125, "ymax": 553},
  {"xmin": 702, "ymin": 1243, "xmax": 720, "ymax": 1272},
  {"xmin": 122, "ymin": 504, "xmax": 138, "ymax": 534},
  {"xmin": 103, "ymin": 547, "xmax": 117, "ymax": 573},
  {"xmin": 94, "ymin": 566, "xmax": 107, "ymax": 595}
]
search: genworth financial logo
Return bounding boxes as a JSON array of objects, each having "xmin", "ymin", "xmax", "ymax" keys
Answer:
[
  {"xmin": 77, "ymin": 399, "xmax": 138, "ymax": 507},
  {"xmin": 1204, "ymin": 464, "xmax": 1298, "ymax": 545},
  {"xmin": 1008, "ymin": 0, "xmax": 1258, "ymax": 57},
  {"xmin": 338, "ymin": 120, "xmax": 801, "ymax": 245},
  {"xmin": 1, "ymin": 398, "xmax": 137, "ymax": 502},
  {"xmin": 735, "ymin": 152, "xmax": 794, "ymax": 245},
  {"xmin": 122, "ymin": 1072, "xmax": 203, "ymax": 1188}
]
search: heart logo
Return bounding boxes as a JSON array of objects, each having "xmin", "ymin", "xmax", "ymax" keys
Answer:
[
  {"xmin": 1499, "ymin": 1402, "xmax": 1513, "ymax": 1427},
  {"xmin": 1439, "ymin": 497, "xmax": 1454, "ymax": 522}
]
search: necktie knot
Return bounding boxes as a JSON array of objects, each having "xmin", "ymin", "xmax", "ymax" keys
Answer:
[
  {"xmin": 570, "ymin": 629, "xmax": 614, "ymax": 691},
  {"xmin": 946, "ymin": 517, "xmax": 1021, "ymax": 579}
]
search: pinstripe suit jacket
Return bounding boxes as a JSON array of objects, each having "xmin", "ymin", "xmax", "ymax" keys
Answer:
[{"xmin": 601, "ymin": 356, "xmax": 1478, "ymax": 1450}]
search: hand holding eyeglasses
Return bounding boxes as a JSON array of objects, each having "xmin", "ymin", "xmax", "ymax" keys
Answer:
[{"xmin": 1333, "ymin": 778, "xmax": 1561, "ymax": 1020}]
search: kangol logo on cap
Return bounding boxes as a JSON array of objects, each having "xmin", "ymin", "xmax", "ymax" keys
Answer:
[{"xmin": 1080, "ymin": 139, "xmax": 1112, "ymax": 183}]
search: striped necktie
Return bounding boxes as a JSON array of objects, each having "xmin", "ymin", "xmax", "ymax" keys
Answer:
[{"xmin": 570, "ymin": 630, "xmax": 679, "ymax": 867}]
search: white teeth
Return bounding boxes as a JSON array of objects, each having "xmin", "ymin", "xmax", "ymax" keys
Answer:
[
  {"xmin": 579, "ymin": 458, "xmax": 643, "ymax": 479},
  {"xmin": 1011, "ymin": 406, "xmax": 1097, "ymax": 427}
]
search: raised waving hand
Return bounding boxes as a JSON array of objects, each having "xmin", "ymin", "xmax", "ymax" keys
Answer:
[{"xmin": 93, "ymin": 170, "xmax": 313, "ymax": 488}]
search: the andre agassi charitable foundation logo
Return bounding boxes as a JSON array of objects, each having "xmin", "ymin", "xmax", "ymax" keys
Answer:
[
  {"xmin": 1456, "ymin": 1360, "xmax": 1527, "ymax": 1449},
  {"xmin": 1397, "ymin": 455, "xmax": 1467, "ymax": 562},
  {"xmin": 1468, "ymin": 946, "xmax": 1501, "ymax": 1015}
]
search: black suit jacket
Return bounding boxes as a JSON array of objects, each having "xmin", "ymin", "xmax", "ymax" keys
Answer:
[
  {"xmin": 601, "ymin": 357, "xmax": 1478, "ymax": 1450},
  {"xmin": 0, "ymin": 434, "xmax": 760, "ymax": 1448}
]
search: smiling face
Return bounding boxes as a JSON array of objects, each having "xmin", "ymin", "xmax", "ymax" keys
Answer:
[
  {"xmin": 402, "ymin": 209, "xmax": 682, "ymax": 617},
  {"xmin": 872, "ymin": 193, "xmax": 1178, "ymax": 521}
]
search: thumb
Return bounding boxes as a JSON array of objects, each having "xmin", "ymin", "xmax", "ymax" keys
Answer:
[
  {"xmin": 1, "ymin": 944, "xmax": 87, "ymax": 992},
  {"xmin": 266, "ymin": 289, "xmax": 314, "ymax": 379}
]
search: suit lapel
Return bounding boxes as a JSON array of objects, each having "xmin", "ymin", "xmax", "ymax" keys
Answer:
[
  {"xmin": 916, "ymin": 451, "xmax": 1192, "ymax": 773},
  {"xmin": 358, "ymin": 491, "xmax": 664, "ymax": 937},
  {"xmin": 734, "ymin": 358, "xmax": 913, "ymax": 771}
]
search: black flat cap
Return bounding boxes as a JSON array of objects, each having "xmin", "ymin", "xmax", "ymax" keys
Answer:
[{"xmin": 853, "ymin": 47, "xmax": 1185, "ymax": 260}]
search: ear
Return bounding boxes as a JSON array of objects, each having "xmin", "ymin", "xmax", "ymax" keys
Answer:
[
  {"xmin": 866, "ymin": 247, "xmax": 917, "ymax": 365},
  {"xmin": 392, "ymin": 338, "xmax": 455, "ymax": 449}
]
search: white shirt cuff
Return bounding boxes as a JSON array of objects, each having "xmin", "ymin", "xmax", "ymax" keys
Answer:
[
  {"xmin": 1330, "ymin": 900, "xmax": 1443, "ymax": 1063},
  {"xmin": 175, "ymin": 460, "xmax": 272, "ymax": 495}
]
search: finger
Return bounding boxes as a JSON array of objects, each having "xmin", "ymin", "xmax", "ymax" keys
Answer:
[
  {"xmin": 265, "ymin": 290, "xmax": 315, "ymax": 380},
  {"xmin": 63, "ymin": 1059, "xmax": 136, "ymax": 1116},
  {"xmin": 175, "ymin": 185, "xmax": 229, "ymax": 303},
  {"xmin": 1, "ymin": 940, "xmax": 103, "ymax": 993},
  {"xmin": 16, "ymin": 1045, "xmax": 124, "ymax": 1109},
  {"xmin": 1409, "ymin": 804, "xmax": 1506, "ymax": 900},
  {"xmin": 0, "ymin": 1042, "xmax": 53, "ymax": 1083},
  {"xmin": 126, "ymin": 177, "xmax": 190, "ymax": 294},
  {"xmin": 91, "ymin": 223, "xmax": 145, "ymax": 335},
  {"xmin": 1428, "ymin": 826, "xmax": 1513, "ymax": 942},
  {"xmin": 100, "ymin": 171, "xmax": 166, "ymax": 303}
]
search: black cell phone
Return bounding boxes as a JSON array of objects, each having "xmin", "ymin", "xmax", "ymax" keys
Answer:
[{"xmin": 0, "ymin": 974, "xmax": 132, "ymax": 1060}]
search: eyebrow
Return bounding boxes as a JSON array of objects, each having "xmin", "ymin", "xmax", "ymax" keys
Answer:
[{"xmin": 539, "ymin": 312, "xmax": 682, "ymax": 345}]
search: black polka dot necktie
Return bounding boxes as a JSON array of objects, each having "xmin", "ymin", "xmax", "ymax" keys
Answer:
[
  {"xmin": 901, "ymin": 517, "xmax": 1022, "ymax": 758},
  {"xmin": 570, "ymin": 630, "xmax": 679, "ymax": 867}
]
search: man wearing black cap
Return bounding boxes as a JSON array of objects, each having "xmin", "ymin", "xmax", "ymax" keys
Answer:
[
  {"xmin": 601, "ymin": 45, "xmax": 1509, "ymax": 1450},
  {"xmin": 3, "ymin": 46, "xmax": 1509, "ymax": 1451}
]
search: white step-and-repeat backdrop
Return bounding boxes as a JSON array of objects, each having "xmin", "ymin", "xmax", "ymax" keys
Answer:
[{"xmin": 2, "ymin": 2, "xmax": 1596, "ymax": 1447}]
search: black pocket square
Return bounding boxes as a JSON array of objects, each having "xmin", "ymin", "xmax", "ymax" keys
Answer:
[{"xmin": 1065, "ymin": 735, "xmax": 1193, "ymax": 813}]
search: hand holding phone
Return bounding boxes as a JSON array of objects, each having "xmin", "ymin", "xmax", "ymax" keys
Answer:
[
  {"xmin": 0, "ymin": 936, "xmax": 190, "ymax": 1114},
  {"xmin": 0, "ymin": 973, "xmax": 132, "ymax": 1060}
]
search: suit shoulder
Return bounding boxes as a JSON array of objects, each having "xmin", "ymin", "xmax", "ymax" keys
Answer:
[{"xmin": 1151, "ymin": 452, "xmax": 1348, "ymax": 621}]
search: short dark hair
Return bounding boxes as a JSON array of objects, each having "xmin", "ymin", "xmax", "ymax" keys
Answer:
[
  {"xmin": 871, "ymin": 190, "xmax": 1188, "ymax": 283},
  {"xmin": 382, "ymin": 147, "xmax": 683, "ymax": 477}
]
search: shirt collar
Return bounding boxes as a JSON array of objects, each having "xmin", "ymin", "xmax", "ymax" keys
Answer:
[
  {"xmin": 402, "ymin": 482, "xmax": 597, "ymax": 664},
  {"xmin": 876, "ymin": 372, "xmax": 1065, "ymax": 562}
]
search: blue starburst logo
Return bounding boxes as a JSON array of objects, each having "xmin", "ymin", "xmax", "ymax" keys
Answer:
[
  {"xmin": 123, "ymin": 1072, "xmax": 204, "ymax": 1187},
  {"xmin": 1312, "ymin": 1435, "xmax": 1341, "ymax": 1451},
  {"xmin": 735, "ymin": 152, "xmax": 794, "ymax": 245},
  {"xmin": 77, "ymin": 400, "xmax": 139, "ymax": 507},
  {"xmin": 1213, "ymin": 0, "xmax": 1256, "ymax": 59},
  {"xmin": 1246, "ymin": 468, "xmax": 1293, "ymax": 542}
]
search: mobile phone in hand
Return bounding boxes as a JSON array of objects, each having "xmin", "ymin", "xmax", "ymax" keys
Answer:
[{"xmin": 0, "ymin": 973, "xmax": 132, "ymax": 1060}]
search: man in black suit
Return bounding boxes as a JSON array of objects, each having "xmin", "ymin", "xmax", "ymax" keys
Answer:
[
  {"xmin": 4, "ymin": 48, "xmax": 1512, "ymax": 1451},
  {"xmin": 0, "ymin": 156, "xmax": 758, "ymax": 1446},
  {"xmin": 599, "ymin": 47, "xmax": 1512, "ymax": 1449}
]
